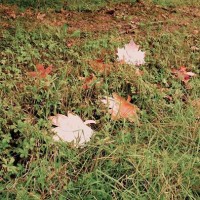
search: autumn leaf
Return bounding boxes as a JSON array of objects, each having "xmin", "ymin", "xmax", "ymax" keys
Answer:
[
  {"xmin": 89, "ymin": 59, "xmax": 112, "ymax": 74},
  {"xmin": 117, "ymin": 40, "xmax": 145, "ymax": 65},
  {"xmin": 66, "ymin": 42, "xmax": 73, "ymax": 47},
  {"xmin": 172, "ymin": 66, "xmax": 196, "ymax": 83},
  {"xmin": 20, "ymin": 9, "xmax": 34, "ymax": 17},
  {"xmin": 28, "ymin": 64, "xmax": 52, "ymax": 78},
  {"xmin": 101, "ymin": 93, "xmax": 139, "ymax": 122},
  {"xmin": 5, "ymin": 10, "xmax": 16, "ymax": 19},
  {"xmin": 79, "ymin": 73, "xmax": 97, "ymax": 90},
  {"xmin": 135, "ymin": 68, "xmax": 144, "ymax": 76},
  {"xmin": 49, "ymin": 113, "xmax": 96, "ymax": 146},
  {"xmin": 0, "ymin": 22, "xmax": 10, "ymax": 28},
  {"xmin": 36, "ymin": 12, "xmax": 46, "ymax": 21}
]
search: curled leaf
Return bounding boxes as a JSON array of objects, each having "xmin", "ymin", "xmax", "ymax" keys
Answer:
[{"xmin": 101, "ymin": 93, "xmax": 139, "ymax": 122}]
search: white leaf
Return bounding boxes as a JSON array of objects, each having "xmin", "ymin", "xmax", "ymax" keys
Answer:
[
  {"xmin": 49, "ymin": 113, "xmax": 95, "ymax": 147},
  {"xmin": 117, "ymin": 40, "xmax": 145, "ymax": 65}
]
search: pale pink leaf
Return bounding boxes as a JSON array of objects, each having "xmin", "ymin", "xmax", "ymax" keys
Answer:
[
  {"xmin": 117, "ymin": 40, "xmax": 145, "ymax": 65},
  {"xmin": 185, "ymin": 72, "xmax": 196, "ymax": 76},
  {"xmin": 49, "ymin": 112, "xmax": 95, "ymax": 146}
]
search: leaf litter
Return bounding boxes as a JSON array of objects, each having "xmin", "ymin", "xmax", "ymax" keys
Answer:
[
  {"xmin": 1, "ymin": 2, "xmax": 199, "ymax": 198},
  {"xmin": 1, "ymin": 2, "xmax": 197, "ymax": 148},
  {"xmin": 25, "ymin": 39, "xmax": 197, "ymax": 147}
]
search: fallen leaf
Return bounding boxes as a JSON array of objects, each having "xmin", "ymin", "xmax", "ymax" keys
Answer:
[
  {"xmin": 66, "ymin": 42, "xmax": 74, "ymax": 47},
  {"xmin": 0, "ymin": 22, "xmax": 10, "ymax": 28},
  {"xmin": 6, "ymin": 10, "xmax": 16, "ymax": 19},
  {"xmin": 192, "ymin": 30, "xmax": 199, "ymax": 35},
  {"xmin": 79, "ymin": 73, "xmax": 97, "ymax": 90},
  {"xmin": 190, "ymin": 46, "xmax": 199, "ymax": 51},
  {"xmin": 27, "ymin": 64, "xmax": 52, "ymax": 78},
  {"xmin": 36, "ymin": 13, "xmax": 46, "ymax": 21},
  {"xmin": 89, "ymin": 59, "xmax": 112, "ymax": 74},
  {"xmin": 49, "ymin": 113, "xmax": 96, "ymax": 146},
  {"xmin": 20, "ymin": 9, "xmax": 33, "ymax": 17},
  {"xmin": 135, "ymin": 68, "xmax": 143, "ymax": 76},
  {"xmin": 117, "ymin": 40, "xmax": 145, "ymax": 65},
  {"xmin": 172, "ymin": 66, "xmax": 196, "ymax": 83},
  {"xmin": 101, "ymin": 93, "xmax": 139, "ymax": 122}
]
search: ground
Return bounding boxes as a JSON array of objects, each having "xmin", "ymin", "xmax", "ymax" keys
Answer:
[{"xmin": 0, "ymin": 0, "xmax": 199, "ymax": 199}]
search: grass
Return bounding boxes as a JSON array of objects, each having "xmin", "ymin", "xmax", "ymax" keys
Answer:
[
  {"xmin": 0, "ymin": 0, "xmax": 137, "ymax": 10},
  {"xmin": 0, "ymin": 0, "xmax": 200, "ymax": 199},
  {"xmin": 152, "ymin": 0, "xmax": 200, "ymax": 6}
]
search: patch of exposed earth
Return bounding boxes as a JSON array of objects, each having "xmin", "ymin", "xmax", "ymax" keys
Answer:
[{"xmin": 0, "ymin": 2, "xmax": 199, "ymax": 38}]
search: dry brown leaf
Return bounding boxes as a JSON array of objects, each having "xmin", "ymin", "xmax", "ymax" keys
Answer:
[
  {"xmin": 79, "ymin": 74, "xmax": 103, "ymax": 90},
  {"xmin": 172, "ymin": 66, "xmax": 196, "ymax": 84},
  {"xmin": 20, "ymin": 9, "xmax": 34, "ymax": 17},
  {"xmin": 36, "ymin": 13, "xmax": 46, "ymax": 21},
  {"xmin": 27, "ymin": 64, "xmax": 52, "ymax": 79},
  {"xmin": 135, "ymin": 68, "xmax": 144, "ymax": 76},
  {"xmin": 6, "ymin": 10, "xmax": 16, "ymax": 19},
  {"xmin": 89, "ymin": 59, "xmax": 112, "ymax": 75},
  {"xmin": 80, "ymin": 73, "xmax": 97, "ymax": 90},
  {"xmin": 101, "ymin": 93, "xmax": 139, "ymax": 122}
]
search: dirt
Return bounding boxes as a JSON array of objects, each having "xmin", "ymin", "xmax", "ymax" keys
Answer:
[{"xmin": 0, "ymin": 2, "xmax": 199, "ymax": 37}]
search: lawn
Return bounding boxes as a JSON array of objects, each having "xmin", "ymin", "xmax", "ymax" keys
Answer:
[{"xmin": 0, "ymin": 0, "xmax": 199, "ymax": 199}]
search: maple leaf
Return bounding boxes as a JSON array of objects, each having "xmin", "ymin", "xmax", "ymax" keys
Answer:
[
  {"xmin": 79, "ymin": 73, "xmax": 97, "ymax": 90},
  {"xmin": 28, "ymin": 64, "xmax": 52, "ymax": 78},
  {"xmin": 172, "ymin": 66, "xmax": 196, "ymax": 83},
  {"xmin": 89, "ymin": 59, "xmax": 112, "ymax": 74},
  {"xmin": 49, "ymin": 113, "xmax": 96, "ymax": 146},
  {"xmin": 117, "ymin": 40, "xmax": 145, "ymax": 65},
  {"xmin": 101, "ymin": 93, "xmax": 139, "ymax": 122}
]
